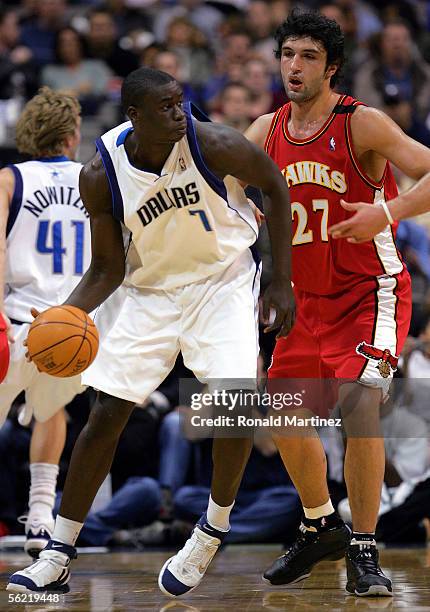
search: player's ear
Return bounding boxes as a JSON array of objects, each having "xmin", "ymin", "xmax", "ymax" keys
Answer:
[
  {"xmin": 325, "ymin": 63, "xmax": 338, "ymax": 82},
  {"xmin": 127, "ymin": 105, "xmax": 138, "ymax": 123}
]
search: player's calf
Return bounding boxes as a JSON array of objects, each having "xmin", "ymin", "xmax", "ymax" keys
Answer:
[{"xmin": 7, "ymin": 540, "xmax": 76, "ymax": 593}]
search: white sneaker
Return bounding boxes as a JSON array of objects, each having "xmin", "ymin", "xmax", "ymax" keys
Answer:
[
  {"xmin": 158, "ymin": 513, "xmax": 228, "ymax": 597},
  {"xmin": 19, "ymin": 514, "xmax": 55, "ymax": 558},
  {"xmin": 7, "ymin": 540, "xmax": 77, "ymax": 593}
]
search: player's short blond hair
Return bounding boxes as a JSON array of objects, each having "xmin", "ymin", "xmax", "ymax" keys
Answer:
[{"xmin": 15, "ymin": 87, "xmax": 81, "ymax": 157}]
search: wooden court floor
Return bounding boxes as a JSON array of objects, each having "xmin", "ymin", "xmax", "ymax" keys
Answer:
[{"xmin": 0, "ymin": 545, "xmax": 429, "ymax": 611}]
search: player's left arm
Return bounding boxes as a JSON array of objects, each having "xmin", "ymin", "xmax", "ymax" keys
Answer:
[
  {"xmin": 329, "ymin": 106, "xmax": 430, "ymax": 242},
  {"xmin": 0, "ymin": 168, "xmax": 15, "ymax": 341},
  {"xmin": 196, "ymin": 120, "xmax": 295, "ymax": 337}
]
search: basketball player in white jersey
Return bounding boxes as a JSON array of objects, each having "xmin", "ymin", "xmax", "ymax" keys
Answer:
[
  {"xmin": 0, "ymin": 88, "xmax": 90, "ymax": 558},
  {"xmin": 8, "ymin": 67, "xmax": 294, "ymax": 596}
]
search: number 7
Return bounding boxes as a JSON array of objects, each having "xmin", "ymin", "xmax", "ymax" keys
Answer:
[{"xmin": 189, "ymin": 209, "xmax": 213, "ymax": 232}]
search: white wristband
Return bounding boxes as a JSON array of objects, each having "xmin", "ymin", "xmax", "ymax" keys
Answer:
[{"xmin": 380, "ymin": 200, "xmax": 394, "ymax": 225}]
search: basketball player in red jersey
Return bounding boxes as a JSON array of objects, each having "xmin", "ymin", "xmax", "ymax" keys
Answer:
[{"xmin": 245, "ymin": 10, "xmax": 430, "ymax": 597}]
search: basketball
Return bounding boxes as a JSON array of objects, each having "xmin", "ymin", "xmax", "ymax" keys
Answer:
[{"xmin": 26, "ymin": 305, "xmax": 99, "ymax": 378}]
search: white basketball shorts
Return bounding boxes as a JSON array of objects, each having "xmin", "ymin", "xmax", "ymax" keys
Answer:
[{"xmin": 83, "ymin": 249, "xmax": 261, "ymax": 403}]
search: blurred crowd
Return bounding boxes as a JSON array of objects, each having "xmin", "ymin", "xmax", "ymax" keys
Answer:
[{"xmin": 1, "ymin": 0, "xmax": 430, "ymax": 550}]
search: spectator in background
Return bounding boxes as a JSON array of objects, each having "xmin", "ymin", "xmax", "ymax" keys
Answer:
[
  {"xmin": 245, "ymin": 0, "xmax": 277, "ymax": 71},
  {"xmin": 382, "ymin": 84, "xmax": 430, "ymax": 148},
  {"xmin": 41, "ymin": 27, "xmax": 112, "ymax": 115},
  {"xmin": 165, "ymin": 16, "xmax": 213, "ymax": 88},
  {"xmin": 242, "ymin": 57, "xmax": 286, "ymax": 120},
  {"xmin": 203, "ymin": 29, "xmax": 252, "ymax": 108},
  {"xmin": 354, "ymin": 20, "xmax": 430, "ymax": 120},
  {"xmin": 102, "ymin": 0, "xmax": 153, "ymax": 37},
  {"xmin": 19, "ymin": 0, "xmax": 68, "ymax": 67},
  {"xmin": 0, "ymin": 8, "xmax": 38, "ymax": 101},
  {"xmin": 400, "ymin": 320, "xmax": 430, "ymax": 431},
  {"xmin": 319, "ymin": 2, "xmax": 360, "ymax": 94},
  {"xmin": 153, "ymin": 0, "xmax": 224, "ymax": 46},
  {"xmin": 396, "ymin": 220, "xmax": 430, "ymax": 336},
  {"xmin": 211, "ymin": 82, "xmax": 252, "ymax": 132},
  {"xmin": 335, "ymin": 0, "xmax": 382, "ymax": 44},
  {"xmin": 152, "ymin": 49, "xmax": 202, "ymax": 106},
  {"xmin": 85, "ymin": 9, "xmax": 139, "ymax": 79}
]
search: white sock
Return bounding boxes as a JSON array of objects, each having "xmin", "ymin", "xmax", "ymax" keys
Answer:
[
  {"xmin": 53, "ymin": 515, "xmax": 83, "ymax": 547},
  {"xmin": 303, "ymin": 499, "xmax": 334, "ymax": 520},
  {"xmin": 29, "ymin": 463, "xmax": 59, "ymax": 521},
  {"xmin": 206, "ymin": 495, "xmax": 234, "ymax": 532}
]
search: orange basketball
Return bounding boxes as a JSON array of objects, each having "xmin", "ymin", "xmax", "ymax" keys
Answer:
[{"xmin": 27, "ymin": 305, "xmax": 99, "ymax": 378}]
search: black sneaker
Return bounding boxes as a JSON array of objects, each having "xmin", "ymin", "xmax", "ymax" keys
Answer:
[
  {"xmin": 346, "ymin": 541, "xmax": 393, "ymax": 597},
  {"xmin": 263, "ymin": 516, "xmax": 351, "ymax": 586}
]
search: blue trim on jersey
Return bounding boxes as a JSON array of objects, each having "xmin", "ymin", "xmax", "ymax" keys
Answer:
[
  {"xmin": 116, "ymin": 127, "xmax": 133, "ymax": 147},
  {"xmin": 250, "ymin": 243, "xmax": 261, "ymax": 267},
  {"xmin": 190, "ymin": 102, "xmax": 211, "ymax": 123},
  {"xmin": 96, "ymin": 137, "xmax": 124, "ymax": 222},
  {"xmin": 36, "ymin": 156, "xmax": 69, "ymax": 162},
  {"xmin": 250, "ymin": 247, "xmax": 261, "ymax": 291},
  {"xmin": 184, "ymin": 102, "xmax": 228, "ymax": 201},
  {"xmin": 184, "ymin": 102, "xmax": 258, "ymax": 243},
  {"xmin": 6, "ymin": 165, "xmax": 23, "ymax": 237}
]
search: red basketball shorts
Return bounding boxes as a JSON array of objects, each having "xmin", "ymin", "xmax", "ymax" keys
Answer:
[{"xmin": 268, "ymin": 271, "xmax": 411, "ymax": 415}]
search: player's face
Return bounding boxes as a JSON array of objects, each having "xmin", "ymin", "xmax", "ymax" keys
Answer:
[
  {"xmin": 280, "ymin": 36, "xmax": 337, "ymax": 103},
  {"xmin": 130, "ymin": 82, "xmax": 187, "ymax": 144}
]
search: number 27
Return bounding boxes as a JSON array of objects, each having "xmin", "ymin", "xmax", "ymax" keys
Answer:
[{"xmin": 292, "ymin": 199, "xmax": 328, "ymax": 245}]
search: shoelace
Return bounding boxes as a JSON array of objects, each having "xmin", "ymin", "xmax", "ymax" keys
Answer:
[
  {"xmin": 17, "ymin": 515, "xmax": 28, "ymax": 526},
  {"xmin": 178, "ymin": 533, "xmax": 218, "ymax": 576},
  {"xmin": 353, "ymin": 546, "xmax": 383, "ymax": 576},
  {"xmin": 282, "ymin": 523, "xmax": 316, "ymax": 562}
]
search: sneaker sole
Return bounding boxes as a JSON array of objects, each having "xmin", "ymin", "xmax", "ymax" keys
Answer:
[
  {"xmin": 6, "ymin": 581, "xmax": 70, "ymax": 594},
  {"xmin": 346, "ymin": 584, "xmax": 393, "ymax": 597},
  {"xmin": 158, "ymin": 556, "xmax": 200, "ymax": 598},
  {"xmin": 262, "ymin": 572, "xmax": 311, "ymax": 586},
  {"xmin": 262, "ymin": 544, "xmax": 348, "ymax": 587}
]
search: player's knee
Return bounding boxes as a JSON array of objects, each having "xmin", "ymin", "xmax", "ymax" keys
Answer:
[{"xmin": 85, "ymin": 394, "xmax": 135, "ymax": 440}]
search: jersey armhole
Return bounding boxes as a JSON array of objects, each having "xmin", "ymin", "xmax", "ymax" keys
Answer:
[
  {"xmin": 264, "ymin": 107, "xmax": 284, "ymax": 153},
  {"xmin": 5, "ymin": 165, "xmax": 23, "ymax": 237},
  {"xmin": 345, "ymin": 103, "xmax": 387, "ymax": 190},
  {"xmin": 95, "ymin": 137, "xmax": 124, "ymax": 222},
  {"xmin": 183, "ymin": 102, "xmax": 227, "ymax": 200}
]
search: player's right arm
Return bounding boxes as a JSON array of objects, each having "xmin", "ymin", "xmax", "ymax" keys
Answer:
[
  {"xmin": 64, "ymin": 153, "xmax": 126, "ymax": 313},
  {"xmin": 0, "ymin": 168, "xmax": 15, "ymax": 341}
]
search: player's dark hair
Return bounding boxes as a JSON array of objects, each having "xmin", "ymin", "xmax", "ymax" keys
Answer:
[
  {"xmin": 121, "ymin": 67, "xmax": 175, "ymax": 114},
  {"xmin": 274, "ymin": 9, "xmax": 345, "ymax": 88}
]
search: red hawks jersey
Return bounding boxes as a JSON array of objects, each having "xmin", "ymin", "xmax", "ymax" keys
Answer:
[{"xmin": 265, "ymin": 94, "xmax": 406, "ymax": 295}]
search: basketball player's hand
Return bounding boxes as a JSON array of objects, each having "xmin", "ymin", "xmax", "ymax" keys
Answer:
[
  {"xmin": 262, "ymin": 280, "xmax": 295, "ymax": 338},
  {"xmin": 1, "ymin": 310, "xmax": 14, "ymax": 343},
  {"xmin": 23, "ymin": 308, "xmax": 40, "ymax": 361},
  {"xmin": 329, "ymin": 200, "xmax": 388, "ymax": 243},
  {"xmin": 247, "ymin": 198, "xmax": 265, "ymax": 227}
]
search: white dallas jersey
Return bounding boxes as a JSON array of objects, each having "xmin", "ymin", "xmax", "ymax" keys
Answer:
[
  {"xmin": 4, "ymin": 157, "xmax": 91, "ymax": 322},
  {"xmin": 96, "ymin": 103, "xmax": 258, "ymax": 290}
]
